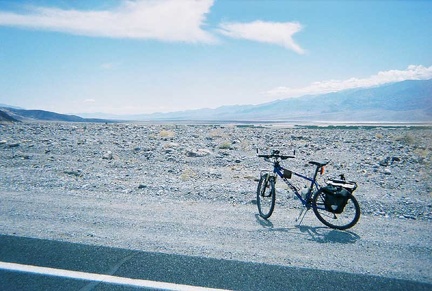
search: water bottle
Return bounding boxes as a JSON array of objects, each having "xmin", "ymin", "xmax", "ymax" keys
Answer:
[{"xmin": 301, "ymin": 186, "xmax": 309, "ymax": 200}]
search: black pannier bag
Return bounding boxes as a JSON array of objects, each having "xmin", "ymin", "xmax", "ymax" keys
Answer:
[{"xmin": 322, "ymin": 179, "xmax": 356, "ymax": 214}]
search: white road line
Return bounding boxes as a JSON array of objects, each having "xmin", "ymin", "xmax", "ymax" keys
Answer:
[{"xmin": 0, "ymin": 261, "xmax": 229, "ymax": 291}]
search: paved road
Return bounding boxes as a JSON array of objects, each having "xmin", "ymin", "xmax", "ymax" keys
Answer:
[{"xmin": 1, "ymin": 235, "xmax": 431, "ymax": 291}]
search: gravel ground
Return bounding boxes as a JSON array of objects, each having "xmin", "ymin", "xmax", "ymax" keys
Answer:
[{"xmin": 1, "ymin": 121, "xmax": 431, "ymax": 284}]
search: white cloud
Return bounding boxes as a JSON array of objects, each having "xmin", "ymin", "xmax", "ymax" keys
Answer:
[
  {"xmin": 0, "ymin": 0, "xmax": 216, "ymax": 43},
  {"xmin": 101, "ymin": 63, "xmax": 114, "ymax": 70},
  {"xmin": 100, "ymin": 62, "xmax": 120, "ymax": 70},
  {"xmin": 267, "ymin": 65, "xmax": 432, "ymax": 97},
  {"xmin": 217, "ymin": 20, "xmax": 304, "ymax": 54}
]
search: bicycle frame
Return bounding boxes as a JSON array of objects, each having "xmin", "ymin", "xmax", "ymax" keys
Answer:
[{"xmin": 264, "ymin": 161, "xmax": 322, "ymax": 207}]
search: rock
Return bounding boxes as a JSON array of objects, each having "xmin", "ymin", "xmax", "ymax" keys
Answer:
[
  {"xmin": 133, "ymin": 147, "xmax": 141, "ymax": 152},
  {"xmin": 392, "ymin": 157, "xmax": 401, "ymax": 163},
  {"xmin": 102, "ymin": 151, "xmax": 113, "ymax": 160},
  {"xmin": 165, "ymin": 142, "xmax": 179, "ymax": 148},
  {"xmin": 15, "ymin": 152, "xmax": 30, "ymax": 160},
  {"xmin": 379, "ymin": 157, "xmax": 391, "ymax": 166},
  {"xmin": 185, "ymin": 149, "xmax": 212, "ymax": 157},
  {"xmin": 64, "ymin": 170, "xmax": 82, "ymax": 177}
]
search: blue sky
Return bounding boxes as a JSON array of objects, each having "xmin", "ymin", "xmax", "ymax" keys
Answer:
[{"xmin": 0, "ymin": 0, "xmax": 431, "ymax": 115}]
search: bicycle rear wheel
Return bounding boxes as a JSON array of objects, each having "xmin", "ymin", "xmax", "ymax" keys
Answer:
[
  {"xmin": 257, "ymin": 174, "xmax": 276, "ymax": 219},
  {"xmin": 312, "ymin": 190, "xmax": 360, "ymax": 230}
]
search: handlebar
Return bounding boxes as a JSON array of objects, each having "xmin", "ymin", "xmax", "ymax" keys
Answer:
[
  {"xmin": 258, "ymin": 154, "xmax": 295, "ymax": 160},
  {"xmin": 257, "ymin": 149, "xmax": 295, "ymax": 160}
]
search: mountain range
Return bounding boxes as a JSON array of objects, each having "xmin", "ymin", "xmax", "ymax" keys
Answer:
[
  {"xmin": 130, "ymin": 79, "xmax": 432, "ymax": 122},
  {"xmin": 1, "ymin": 79, "xmax": 431, "ymax": 123}
]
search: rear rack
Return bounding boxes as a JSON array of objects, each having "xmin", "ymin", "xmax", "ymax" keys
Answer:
[{"xmin": 326, "ymin": 179, "xmax": 357, "ymax": 191}]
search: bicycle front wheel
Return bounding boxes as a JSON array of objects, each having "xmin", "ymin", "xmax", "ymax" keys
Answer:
[
  {"xmin": 312, "ymin": 190, "xmax": 360, "ymax": 230},
  {"xmin": 257, "ymin": 174, "xmax": 276, "ymax": 219}
]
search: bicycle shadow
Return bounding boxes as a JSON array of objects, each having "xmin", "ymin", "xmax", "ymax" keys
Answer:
[
  {"xmin": 254, "ymin": 214, "xmax": 360, "ymax": 244},
  {"xmin": 296, "ymin": 225, "xmax": 360, "ymax": 244},
  {"xmin": 255, "ymin": 213, "xmax": 275, "ymax": 228}
]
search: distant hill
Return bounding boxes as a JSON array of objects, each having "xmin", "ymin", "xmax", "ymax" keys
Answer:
[
  {"xmin": 0, "ymin": 110, "xmax": 19, "ymax": 122},
  {"xmin": 132, "ymin": 79, "xmax": 432, "ymax": 122},
  {"xmin": 0, "ymin": 107, "xmax": 114, "ymax": 123},
  {"xmin": 0, "ymin": 103, "xmax": 23, "ymax": 110}
]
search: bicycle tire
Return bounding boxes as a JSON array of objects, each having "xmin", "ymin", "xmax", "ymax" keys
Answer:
[
  {"xmin": 257, "ymin": 174, "xmax": 276, "ymax": 219},
  {"xmin": 312, "ymin": 189, "xmax": 360, "ymax": 230}
]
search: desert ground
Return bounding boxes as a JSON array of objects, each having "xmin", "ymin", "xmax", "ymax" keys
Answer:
[{"xmin": 1, "ymin": 121, "xmax": 431, "ymax": 285}]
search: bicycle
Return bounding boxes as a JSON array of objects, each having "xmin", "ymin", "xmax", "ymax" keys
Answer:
[{"xmin": 256, "ymin": 150, "xmax": 360, "ymax": 230}]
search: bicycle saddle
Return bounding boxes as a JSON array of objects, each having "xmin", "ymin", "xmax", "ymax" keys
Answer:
[{"xmin": 309, "ymin": 161, "xmax": 328, "ymax": 167}]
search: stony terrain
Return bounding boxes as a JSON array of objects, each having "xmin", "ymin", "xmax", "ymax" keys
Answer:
[
  {"xmin": 1, "ymin": 122, "xmax": 431, "ymax": 220},
  {"xmin": 1, "ymin": 121, "xmax": 432, "ymax": 285}
]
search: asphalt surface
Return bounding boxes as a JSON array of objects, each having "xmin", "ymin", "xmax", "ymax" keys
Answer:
[{"xmin": 1, "ymin": 234, "xmax": 431, "ymax": 291}]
